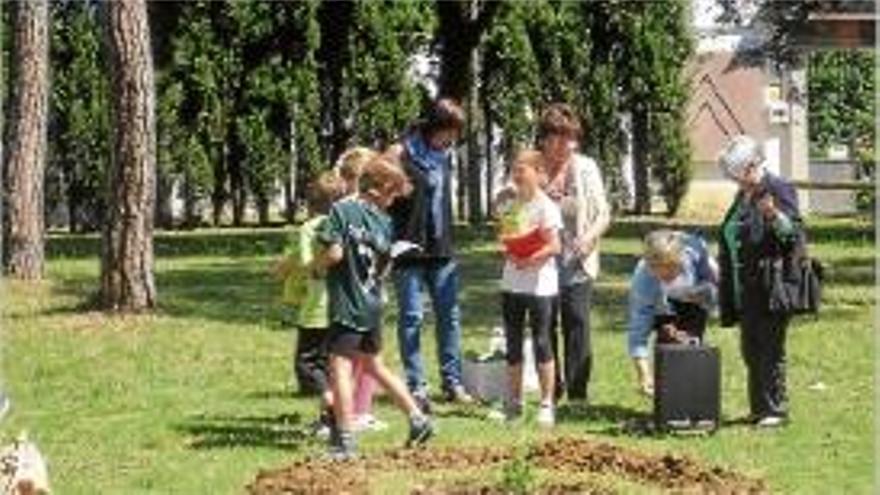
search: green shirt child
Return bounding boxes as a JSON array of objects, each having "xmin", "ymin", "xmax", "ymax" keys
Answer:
[{"xmin": 283, "ymin": 214, "xmax": 330, "ymax": 329}]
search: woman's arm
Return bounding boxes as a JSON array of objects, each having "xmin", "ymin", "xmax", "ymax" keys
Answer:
[
  {"xmin": 578, "ymin": 159, "xmax": 611, "ymax": 255},
  {"xmin": 628, "ymin": 265, "xmax": 658, "ymax": 360}
]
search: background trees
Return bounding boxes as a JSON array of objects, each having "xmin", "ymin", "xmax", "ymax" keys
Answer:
[{"xmin": 5, "ymin": 0, "xmax": 698, "ymax": 237}]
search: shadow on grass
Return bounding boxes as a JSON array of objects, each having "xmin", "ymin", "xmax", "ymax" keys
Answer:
[
  {"xmin": 47, "ymin": 229, "xmax": 288, "ymax": 260},
  {"xmin": 176, "ymin": 412, "xmax": 313, "ymax": 451},
  {"xmin": 558, "ymin": 403, "xmax": 650, "ymax": 425}
]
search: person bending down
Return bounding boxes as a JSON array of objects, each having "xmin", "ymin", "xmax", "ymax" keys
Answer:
[{"xmin": 627, "ymin": 230, "xmax": 719, "ymax": 396}]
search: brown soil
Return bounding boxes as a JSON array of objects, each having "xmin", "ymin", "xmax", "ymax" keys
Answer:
[{"xmin": 247, "ymin": 436, "xmax": 767, "ymax": 495}]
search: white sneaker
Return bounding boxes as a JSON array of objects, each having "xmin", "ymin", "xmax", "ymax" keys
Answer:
[
  {"xmin": 537, "ymin": 403, "xmax": 555, "ymax": 428},
  {"xmin": 755, "ymin": 416, "xmax": 786, "ymax": 428},
  {"xmin": 352, "ymin": 414, "xmax": 389, "ymax": 433}
]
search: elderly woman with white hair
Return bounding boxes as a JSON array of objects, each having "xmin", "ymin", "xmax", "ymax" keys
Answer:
[
  {"xmin": 627, "ymin": 230, "xmax": 719, "ymax": 396},
  {"xmin": 717, "ymin": 134, "xmax": 803, "ymax": 428}
]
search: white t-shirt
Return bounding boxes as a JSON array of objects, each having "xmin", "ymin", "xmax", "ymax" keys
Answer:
[{"xmin": 501, "ymin": 191, "xmax": 563, "ymax": 296}]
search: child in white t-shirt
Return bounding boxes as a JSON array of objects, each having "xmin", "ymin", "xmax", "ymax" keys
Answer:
[{"xmin": 496, "ymin": 149, "xmax": 562, "ymax": 427}]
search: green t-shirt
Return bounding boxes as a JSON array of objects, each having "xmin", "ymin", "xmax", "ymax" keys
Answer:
[
  {"xmin": 318, "ymin": 198, "xmax": 391, "ymax": 332},
  {"xmin": 283, "ymin": 215, "xmax": 329, "ymax": 329}
]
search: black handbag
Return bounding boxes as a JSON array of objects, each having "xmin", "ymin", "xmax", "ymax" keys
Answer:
[{"xmin": 765, "ymin": 256, "xmax": 824, "ymax": 315}]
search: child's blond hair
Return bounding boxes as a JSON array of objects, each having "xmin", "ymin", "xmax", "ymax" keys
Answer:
[
  {"xmin": 513, "ymin": 148, "xmax": 546, "ymax": 174},
  {"xmin": 361, "ymin": 155, "xmax": 412, "ymax": 200},
  {"xmin": 335, "ymin": 146, "xmax": 376, "ymax": 194},
  {"xmin": 307, "ymin": 171, "xmax": 346, "ymax": 214}
]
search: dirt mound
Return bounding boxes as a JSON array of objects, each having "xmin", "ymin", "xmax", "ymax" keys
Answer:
[
  {"xmin": 530, "ymin": 437, "xmax": 767, "ymax": 494},
  {"xmin": 247, "ymin": 437, "xmax": 766, "ymax": 495}
]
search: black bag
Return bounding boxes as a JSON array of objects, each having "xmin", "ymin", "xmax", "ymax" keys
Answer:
[
  {"xmin": 765, "ymin": 256, "xmax": 824, "ymax": 315},
  {"xmin": 654, "ymin": 343, "xmax": 720, "ymax": 431}
]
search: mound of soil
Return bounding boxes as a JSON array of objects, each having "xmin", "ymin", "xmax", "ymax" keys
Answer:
[
  {"xmin": 247, "ymin": 436, "xmax": 766, "ymax": 495},
  {"xmin": 529, "ymin": 437, "xmax": 767, "ymax": 494}
]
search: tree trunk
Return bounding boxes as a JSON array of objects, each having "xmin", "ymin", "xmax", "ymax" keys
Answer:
[
  {"xmin": 256, "ymin": 196, "xmax": 270, "ymax": 226},
  {"xmin": 632, "ymin": 109, "xmax": 651, "ymax": 215},
  {"xmin": 211, "ymin": 142, "xmax": 227, "ymax": 227},
  {"xmin": 155, "ymin": 169, "xmax": 174, "ymax": 230},
  {"xmin": 101, "ymin": 0, "xmax": 157, "ymax": 311},
  {"xmin": 5, "ymin": 0, "xmax": 49, "ymax": 280},
  {"xmin": 482, "ymin": 88, "xmax": 494, "ymax": 217},
  {"xmin": 465, "ymin": 40, "xmax": 483, "ymax": 224},
  {"xmin": 435, "ymin": 0, "xmax": 500, "ymax": 101},
  {"xmin": 182, "ymin": 173, "xmax": 199, "ymax": 229},
  {"xmin": 285, "ymin": 117, "xmax": 297, "ymax": 224}
]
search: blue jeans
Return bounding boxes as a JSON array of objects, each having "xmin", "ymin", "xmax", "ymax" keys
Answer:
[{"xmin": 394, "ymin": 259, "xmax": 463, "ymax": 395}]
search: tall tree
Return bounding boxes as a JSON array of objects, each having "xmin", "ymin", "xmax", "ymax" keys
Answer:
[
  {"xmin": 5, "ymin": 0, "xmax": 50, "ymax": 280},
  {"xmin": 100, "ymin": 0, "xmax": 156, "ymax": 311},
  {"xmin": 435, "ymin": 0, "xmax": 500, "ymax": 101}
]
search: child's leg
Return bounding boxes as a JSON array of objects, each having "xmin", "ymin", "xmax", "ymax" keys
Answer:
[
  {"xmin": 362, "ymin": 354, "xmax": 420, "ymax": 416},
  {"xmin": 502, "ymin": 293, "xmax": 527, "ymax": 406},
  {"xmin": 295, "ymin": 328, "xmax": 326, "ymax": 394},
  {"xmin": 352, "ymin": 357, "xmax": 377, "ymax": 417},
  {"xmin": 532, "ymin": 296, "xmax": 556, "ymax": 405},
  {"xmin": 329, "ymin": 353, "xmax": 355, "ymax": 433}
]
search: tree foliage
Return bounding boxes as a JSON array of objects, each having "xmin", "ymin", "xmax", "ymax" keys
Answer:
[
  {"xmin": 49, "ymin": 1, "xmax": 109, "ymax": 232},
  {"xmin": 480, "ymin": 0, "xmax": 693, "ymax": 214}
]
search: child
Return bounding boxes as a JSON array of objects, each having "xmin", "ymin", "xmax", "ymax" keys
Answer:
[
  {"xmin": 317, "ymin": 154, "xmax": 432, "ymax": 459},
  {"xmin": 335, "ymin": 147, "xmax": 385, "ymax": 433},
  {"xmin": 496, "ymin": 149, "xmax": 562, "ymax": 427},
  {"xmin": 273, "ymin": 171, "xmax": 346, "ymax": 436}
]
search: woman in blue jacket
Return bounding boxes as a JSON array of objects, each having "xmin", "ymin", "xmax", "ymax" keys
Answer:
[{"xmin": 627, "ymin": 230, "xmax": 719, "ymax": 396}]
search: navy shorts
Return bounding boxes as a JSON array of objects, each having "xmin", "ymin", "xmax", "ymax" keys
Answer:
[{"xmin": 326, "ymin": 323, "xmax": 383, "ymax": 357}]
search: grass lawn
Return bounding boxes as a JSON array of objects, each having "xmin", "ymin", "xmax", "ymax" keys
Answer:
[{"xmin": 1, "ymin": 216, "xmax": 874, "ymax": 494}]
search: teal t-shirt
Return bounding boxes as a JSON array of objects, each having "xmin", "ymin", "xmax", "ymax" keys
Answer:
[{"xmin": 318, "ymin": 198, "xmax": 391, "ymax": 332}]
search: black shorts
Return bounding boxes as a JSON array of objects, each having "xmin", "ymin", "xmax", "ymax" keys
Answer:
[
  {"xmin": 326, "ymin": 323, "xmax": 383, "ymax": 357},
  {"xmin": 502, "ymin": 292, "xmax": 555, "ymax": 365}
]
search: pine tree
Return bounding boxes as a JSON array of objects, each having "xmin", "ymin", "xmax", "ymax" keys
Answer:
[
  {"xmin": 100, "ymin": 0, "xmax": 157, "ymax": 311},
  {"xmin": 5, "ymin": 0, "xmax": 50, "ymax": 280}
]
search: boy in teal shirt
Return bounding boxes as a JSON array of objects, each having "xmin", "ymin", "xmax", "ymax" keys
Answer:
[{"xmin": 316, "ymin": 154, "xmax": 433, "ymax": 459}]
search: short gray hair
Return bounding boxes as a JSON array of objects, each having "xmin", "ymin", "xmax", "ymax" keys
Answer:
[
  {"xmin": 718, "ymin": 135, "xmax": 764, "ymax": 178},
  {"xmin": 643, "ymin": 230, "xmax": 684, "ymax": 268}
]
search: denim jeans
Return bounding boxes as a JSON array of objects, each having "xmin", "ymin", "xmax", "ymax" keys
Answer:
[{"xmin": 394, "ymin": 259, "xmax": 464, "ymax": 395}]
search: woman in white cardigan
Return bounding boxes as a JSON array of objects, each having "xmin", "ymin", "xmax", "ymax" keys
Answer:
[{"xmin": 538, "ymin": 103, "xmax": 611, "ymax": 404}]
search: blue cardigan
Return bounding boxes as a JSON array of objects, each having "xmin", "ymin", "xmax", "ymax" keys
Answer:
[{"xmin": 627, "ymin": 233, "xmax": 717, "ymax": 358}]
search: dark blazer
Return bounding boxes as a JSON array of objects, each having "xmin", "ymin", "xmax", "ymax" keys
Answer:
[
  {"xmin": 718, "ymin": 173, "xmax": 803, "ymax": 326},
  {"xmin": 387, "ymin": 135, "xmax": 455, "ymax": 265}
]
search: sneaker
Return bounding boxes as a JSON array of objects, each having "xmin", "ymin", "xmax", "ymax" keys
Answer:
[
  {"xmin": 504, "ymin": 401, "xmax": 524, "ymax": 422},
  {"xmin": 755, "ymin": 416, "xmax": 787, "ymax": 428},
  {"xmin": 537, "ymin": 403, "xmax": 555, "ymax": 428},
  {"xmin": 414, "ymin": 391, "xmax": 433, "ymax": 416},
  {"xmin": 327, "ymin": 430, "xmax": 358, "ymax": 461},
  {"xmin": 443, "ymin": 385, "xmax": 475, "ymax": 405},
  {"xmin": 406, "ymin": 415, "xmax": 434, "ymax": 447},
  {"xmin": 352, "ymin": 414, "xmax": 389, "ymax": 433}
]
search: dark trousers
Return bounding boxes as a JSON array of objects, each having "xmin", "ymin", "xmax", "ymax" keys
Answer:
[
  {"xmin": 740, "ymin": 304, "xmax": 790, "ymax": 418},
  {"xmin": 294, "ymin": 327, "xmax": 330, "ymax": 395},
  {"xmin": 550, "ymin": 281, "xmax": 592, "ymax": 400},
  {"xmin": 501, "ymin": 292, "xmax": 554, "ymax": 366}
]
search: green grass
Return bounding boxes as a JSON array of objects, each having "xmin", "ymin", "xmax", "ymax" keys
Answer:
[{"xmin": 2, "ymin": 216, "xmax": 874, "ymax": 494}]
